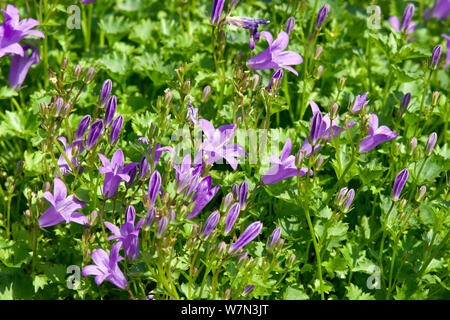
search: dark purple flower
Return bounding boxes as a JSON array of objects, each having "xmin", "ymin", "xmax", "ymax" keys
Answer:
[
  {"xmin": 425, "ymin": 132, "xmax": 437, "ymax": 156},
  {"xmin": 139, "ymin": 155, "xmax": 150, "ymax": 180},
  {"xmin": 126, "ymin": 166, "xmax": 137, "ymax": 187},
  {"xmin": 247, "ymin": 31, "xmax": 303, "ymax": 76},
  {"xmin": 81, "ymin": 0, "xmax": 96, "ymax": 3},
  {"xmin": 186, "ymin": 175, "xmax": 220, "ymax": 219},
  {"xmin": 267, "ymin": 227, "xmax": 281, "ymax": 250},
  {"xmin": 431, "ymin": 44, "xmax": 442, "ymax": 69},
  {"xmin": 173, "ymin": 154, "xmax": 203, "ymax": 196},
  {"xmin": 343, "ymin": 189, "xmax": 354, "ymax": 213},
  {"xmin": 200, "ymin": 210, "xmax": 220, "ymax": 240},
  {"xmin": 224, "ymin": 203, "xmax": 240, "ymax": 235},
  {"xmin": 186, "ymin": 96, "xmax": 198, "ymax": 125},
  {"xmin": 104, "ymin": 205, "xmax": 143, "ymax": 260},
  {"xmin": 109, "ymin": 115, "xmax": 123, "ymax": 145},
  {"xmin": 211, "ymin": 0, "xmax": 225, "ymax": 25},
  {"xmin": 442, "ymin": 34, "xmax": 450, "ymax": 70},
  {"xmin": 98, "ymin": 149, "xmax": 138, "ymax": 198},
  {"xmin": 195, "ymin": 119, "xmax": 247, "ymax": 170},
  {"xmin": 224, "ymin": 16, "xmax": 269, "ymax": 50},
  {"xmin": 389, "ymin": 4, "xmax": 416, "ymax": 34},
  {"xmin": 229, "ymin": 221, "xmax": 263, "ymax": 254},
  {"xmin": 315, "ymin": 4, "xmax": 330, "ymax": 28},
  {"xmin": 76, "ymin": 115, "xmax": 91, "ymax": 140},
  {"xmin": 104, "ymin": 95, "xmax": 117, "ymax": 127},
  {"xmin": 243, "ymin": 285, "xmax": 255, "ymax": 296},
  {"xmin": 82, "ymin": 242, "xmax": 128, "ymax": 290},
  {"xmin": 148, "ymin": 170, "xmax": 161, "ymax": 207},
  {"xmin": 351, "ymin": 92, "xmax": 369, "ymax": 113},
  {"xmin": 359, "ymin": 114, "xmax": 398, "ymax": 153},
  {"xmin": 393, "ymin": 168, "xmax": 408, "ymax": 201},
  {"xmin": 262, "ymin": 138, "xmax": 311, "ymax": 185},
  {"xmin": 143, "ymin": 207, "xmax": 156, "ymax": 229},
  {"xmin": 238, "ymin": 181, "xmax": 248, "ymax": 210},
  {"xmin": 86, "ymin": 119, "xmax": 103, "ymax": 149},
  {"xmin": 401, "ymin": 93, "xmax": 411, "ymax": 111},
  {"xmin": 56, "ymin": 136, "xmax": 84, "ymax": 176},
  {"xmin": 39, "ymin": 177, "xmax": 88, "ymax": 227},
  {"xmin": 0, "ymin": 5, "xmax": 45, "ymax": 58},
  {"xmin": 286, "ymin": 17, "xmax": 295, "ymax": 35},
  {"xmin": 9, "ymin": 46, "xmax": 40, "ymax": 89},
  {"xmin": 267, "ymin": 68, "xmax": 284, "ymax": 92},
  {"xmin": 100, "ymin": 79, "xmax": 112, "ymax": 106}
]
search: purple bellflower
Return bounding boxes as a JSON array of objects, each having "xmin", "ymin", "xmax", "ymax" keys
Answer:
[
  {"xmin": 104, "ymin": 95, "xmax": 117, "ymax": 127},
  {"xmin": 86, "ymin": 119, "xmax": 103, "ymax": 149},
  {"xmin": 229, "ymin": 221, "xmax": 263, "ymax": 254},
  {"xmin": 359, "ymin": 114, "xmax": 398, "ymax": 153},
  {"xmin": 247, "ymin": 30, "xmax": 303, "ymax": 76},
  {"xmin": 425, "ymin": 132, "xmax": 437, "ymax": 156},
  {"xmin": 224, "ymin": 203, "xmax": 240, "ymax": 235},
  {"xmin": 9, "ymin": 46, "xmax": 40, "ymax": 89},
  {"xmin": 301, "ymin": 100, "xmax": 355, "ymax": 157},
  {"xmin": 243, "ymin": 285, "xmax": 256, "ymax": 296},
  {"xmin": 186, "ymin": 96, "xmax": 198, "ymax": 125},
  {"xmin": 393, "ymin": 168, "xmax": 409, "ymax": 201},
  {"xmin": 148, "ymin": 170, "xmax": 161, "ymax": 207},
  {"xmin": 56, "ymin": 136, "xmax": 84, "ymax": 176},
  {"xmin": 186, "ymin": 175, "xmax": 220, "ymax": 219},
  {"xmin": 200, "ymin": 210, "xmax": 221, "ymax": 240},
  {"xmin": 389, "ymin": 4, "xmax": 416, "ymax": 34},
  {"xmin": 104, "ymin": 205, "xmax": 143, "ymax": 260},
  {"xmin": 109, "ymin": 115, "xmax": 123, "ymax": 145},
  {"xmin": 82, "ymin": 242, "xmax": 128, "ymax": 290},
  {"xmin": 267, "ymin": 227, "xmax": 281, "ymax": 250},
  {"xmin": 432, "ymin": 0, "xmax": 450, "ymax": 20},
  {"xmin": 211, "ymin": 0, "xmax": 225, "ymax": 25},
  {"xmin": 315, "ymin": 4, "xmax": 330, "ymax": 29},
  {"xmin": 0, "ymin": 5, "xmax": 45, "ymax": 58},
  {"xmin": 441, "ymin": 34, "xmax": 450, "ymax": 69},
  {"xmin": 267, "ymin": 68, "xmax": 284, "ymax": 92},
  {"xmin": 195, "ymin": 119, "xmax": 247, "ymax": 170},
  {"xmin": 39, "ymin": 177, "xmax": 88, "ymax": 227},
  {"xmin": 262, "ymin": 138, "xmax": 312, "ymax": 185},
  {"xmin": 98, "ymin": 149, "xmax": 138, "ymax": 198},
  {"xmin": 238, "ymin": 181, "xmax": 248, "ymax": 210},
  {"xmin": 343, "ymin": 189, "xmax": 355, "ymax": 213},
  {"xmin": 99, "ymin": 79, "xmax": 112, "ymax": 105},
  {"xmin": 173, "ymin": 154, "xmax": 203, "ymax": 196},
  {"xmin": 351, "ymin": 92, "xmax": 369, "ymax": 113},
  {"xmin": 224, "ymin": 16, "xmax": 270, "ymax": 50},
  {"xmin": 431, "ymin": 44, "xmax": 443, "ymax": 69},
  {"xmin": 81, "ymin": 0, "xmax": 96, "ymax": 4},
  {"xmin": 76, "ymin": 115, "xmax": 91, "ymax": 140}
]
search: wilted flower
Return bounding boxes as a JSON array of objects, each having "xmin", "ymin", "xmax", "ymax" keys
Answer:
[
  {"xmin": 359, "ymin": 114, "xmax": 398, "ymax": 153},
  {"xmin": 82, "ymin": 242, "xmax": 128, "ymax": 290},
  {"xmin": 393, "ymin": 168, "xmax": 409, "ymax": 201},
  {"xmin": 247, "ymin": 31, "xmax": 303, "ymax": 75},
  {"xmin": 39, "ymin": 177, "xmax": 88, "ymax": 227},
  {"xmin": 224, "ymin": 16, "xmax": 269, "ymax": 50}
]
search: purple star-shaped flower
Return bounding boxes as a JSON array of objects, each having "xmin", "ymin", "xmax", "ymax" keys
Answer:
[
  {"xmin": 82, "ymin": 242, "xmax": 128, "ymax": 290},
  {"xmin": 56, "ymin": 137, "xmax": 84, "ymax": 176},
  {"xmin": 0, "ymin": 5, "xmax": 45, "ymax": 58},
  {"xmin": 98, "ymin": 149, "xmax": 138, "ymax": 198},
  {"xmin": 9, "ymin": 45, "xmax": 40, "ymax": 89},
  {"xmin": 351, "ymin": 92, "xmax": 369, "ymax": 113},
  {"xmin": 39, "ymin": 177, "xmax": 88, "ymax": 227},
  {"xmin": 186, "ymin": 175, "xmax": 220, "ymax": 219},
  {"xmin": 301, "ymin": 100, "xmax": 355, "ymax": 157},
  {"xmin": 262, "ymin": 138, "xmax": 312, "ymax": 185},
  {"xmin": 195, "ymin": 119, "xmax": 247, "ymax": 170},
  {"xmin": 359, "ymin": 113, "xmax": 398, "ymax": 153},
  {"xmin": 104, "ymin": 205, "xmax": 143, "ymax": 260},
  {"xmin": 247, "ymin": 30, "xmax": 303, "ymax": 76}
]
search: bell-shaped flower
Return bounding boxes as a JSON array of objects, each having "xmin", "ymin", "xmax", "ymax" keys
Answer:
[
  {"xmin": 247, "ymin": 30, "xmax": 303, "ymax": 76},
  {"xmin": 389, "ymin": 4, "xmax": 416, "ymax": 34},
  {"xmin": 359, "ymin": 114, "xmax": 398, "ymax": 153},
  {"xmin": 56, "ymin": 136, "xmax": 84, "ymax": 176},
  {"xmin": 82, "ymin": 242, "xmax": 128, "ymax": 290},
  {"xmin": 186, "ymin": 175, "xmax": 220, "ymax": 219},
  {"xmin": 39, "ymin": 177, "xmax": 88, "ymax": 227}
]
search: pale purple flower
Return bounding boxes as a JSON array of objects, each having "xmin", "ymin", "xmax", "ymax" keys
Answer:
[
  {"xmin": 389, "ymin": 4, "xmax": 416, "ymax": 34},
  {"xmin": 262, "ymin": 138, "xmax": 311, "ymax": 185},
  {"xmin": 359, "ymin": 114, "xmax": 398, "ymax": 153},
  {"xmin": 39, "ymin": 177, "xmax": 88, "ymax": 227},
  {"xmin": 442, "ymin": 34, "xmax": 450, "ymax": 70},
  {"xmin": 351, "ymin": 92, "xmax": 369, "ymax": 113},
  {"xmin": 0, "ymin": 5, "xmax": 45, "ymax": 58},
  {"xmin": 156, "ymin": 216, "xmax": 168, "ymax": 238},
  {"xmin": 393, "ymin": 168, "xmax": 409, "ymax": 201},
  {"xmin": 343, "ymin": 189, "xmax": 355, "ymax": 213},
  {"xmin": 224, "ymin": 16, "xmax": 269, "ymax": 50},
  {"xmin": 56, "ymin": 136, "xmax": 84, "ymax": 176},
  {"xmin": 238, "ymin": 181, "xmax": 248, "ymax": 210},
  {"xmin": 186, "ymin": 96, "xmax": 198, "ymax": 125},
  {"xmin": 431, "ymin": 44, "xmax": 442, "ymax": 69},
  {"xmin": 195, "ymin": 119, "xmax": 247, "ymax": 170},
  {"xmin": 267, "ymin": 227, "xmax": 281, "ymax": 250},
  {"xmin": 286, "ymin": 17, "xmax": 295, "ymax": 35},
  {"xmin": 301, "ymin": 100, "xmax": 355, "ymax": 157},
  {"xmin": 98, "ymin": 149, "xmax": 138, "ymax": 198},
  {"xmin": 173, "ymin": 154, "xmax": 203, "ymax": 196},
  {"xmin": 425, "ymin": 132, "xmax": 437, "ymax": 156},
  {"xmin": 200, "ymin": 210, "xmax": 220, "ymax": 240},
  {"xmin": 247, "ymin": 31, "xmax": 303, "ymax": 76},
  {"xmin": 104, "ymin": 205, "xmax": 143, "ymax": 260},
  {"xmin": 9, "ymin": 46, "xmax": 40, "ymax": 89},
  {"xmin": 82, "ymin": 242, "xmax": 128, "ymax": 290},
  {"xmin": 229, "ymin": 221, "xmax": 263, "ymax": 254},
  {"xmin": 432, "ymin": 0, "xmax": 450, "ymax": 20}
]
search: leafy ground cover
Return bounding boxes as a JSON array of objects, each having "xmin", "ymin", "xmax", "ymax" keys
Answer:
[{"xmin": 0, "ymin": 0, "xmax": 449, "ymax": 300}]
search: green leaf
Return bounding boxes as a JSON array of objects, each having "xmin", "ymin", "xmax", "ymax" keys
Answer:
[
  {"xmin": 33, "ymin": 275, "xmax": 49, "ymax": 293},
  {"xmin": 284, "ymin": 286, "xmax": 309, "ymax": 300},
  {"xmin": 345, "ymin": 283, "xmax": 375, "ymax": 300},
  {"xmin": 0, "ymin": 87, "xmax": 18, "ymax": 99}
]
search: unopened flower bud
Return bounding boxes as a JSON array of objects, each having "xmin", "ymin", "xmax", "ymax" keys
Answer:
[
  {"xmin": 399, "ymin": 198, "xmax": 408, "ymax": 212},
  {"xmin": 164, "ymin": 89, "xmax": 173, "ymax": 106},
  {"xmin": 202, "ymin": 85, "xmax": 211, "ymax": 102},
  {"xmin": 221, "ymin": 193, "xmax": 234, "ymax": 212},
  {"xmin": 223, "ymin": 288, "xmax": 231, "ymax": 300},
  {"xmin": 251, "ymin": 74, "xmax": 260, "ymax": 91},
  {"xmin": 330, "ymin": 102, "xmax": 339, "ymax": 119},
  {"xmin": 339, "ymin": 77, "xmax": 346, "ymax": 91},
  {"xmin": 416, "ymin": 186, "xmax": 426, "ymax": 202},
  {"xmin": 286, "ymin": 253, "xmax": 296, "ymax": 268},
  {"xmin": 73, "ymin": 64, "xmax": 82, "ymax": 80},
  {"xmin": 295, "ymin": 149, "xmax": 305, "ymax": 168},
  {"xmin": 43, "ymin": 181, "xmax": 51, "ymax": 193},
  {"xmin": 401, "ymin": 92, "xmax": 411, "ymax": 112},
  {"xmin": 314, "ymin": 155, "xmax": 324, "ymax": 171},
  {"xmin": 84, "ymin": 67, "xmax": 95, "ymax": 84},
  {"xmin": 100, "ymin": 79, "xmax": 113, "ymax": 106},
  {"xmin": 88, "ymin": 210, "xmax": 98, "ymax": 226},
  {"xmin": 156, "ymin": 217, "xmax": 168, "ymax": 238},
  {"xmin": 425, "ymin": 132, "xmax": 437, "ymax": 156},
  {"xmin": 285, "ymin": 17, "xmax": 295, "ymax": 35},
  {"xmin": 315, "ymin": 65, "xmax": 324, "ymax": 79},
  {"xmin": 314, "ymin": 46, "xmax": 323, "ymax": 60},
  {"xmin": 410, "ymin": 137, "xmax": 417, "ymax": 155},
  {"xmin": 431, "ymin": 91, "xmax": 440, "ymax": 107},
  {"xmin": 61, "ymin": 57, "xmax": 68, "ymax": 70}
]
